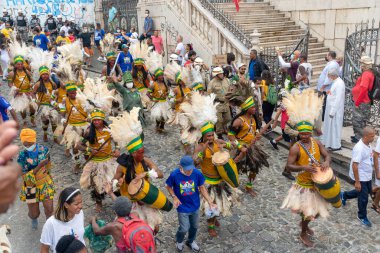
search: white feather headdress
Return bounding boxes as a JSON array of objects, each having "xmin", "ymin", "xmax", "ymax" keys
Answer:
[
  {"xmin": 109, "ymin": 108, "xmax": 143, "ymax": 148},
  {"xmin": 146, "ymin": 51, "xmax": 163, "ymax": 74},
  {"xmin": 8, "ymin": 32, "xmax": 29, "ymax": 60},
  {"xmin": 283, "ymin": 88, "xmax": 323, "ymax": 126},
  {"xmin": 101, "ymin": 33, "xmax": 115, "ymax": 56},
  {"xmin": 82, "ymin": 77, "xmax": 115, "ymax": 114},
  {"xmin": 179, "ymin": 91, "xmax": 218, "ymax": 144},
  {"xmin": 130, "ymin": 41, "xmax": 149, "ymax": 62},
  {"xmin": 164, "ymin": 62, "xmax": 190, "ymax": 86},
  {"xmin": 57, "ymin": 41, "xmax": 83, "ymax": 65},
  {"xmin": 28, "ymin": 47, "xmax": 55, "ymax": 81},
  {"xmin": 55, "ymin": 56, "xmax": 75, "ymax": 83}
]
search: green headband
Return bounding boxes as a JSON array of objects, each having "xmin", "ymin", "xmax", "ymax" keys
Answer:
[
  {"xmin": 296, "ymin": 121, "xmax": 314, "ymax": 133},
  {"xmin": 127, "ymin": 136, "xmax": 143, "ymax": 153}
]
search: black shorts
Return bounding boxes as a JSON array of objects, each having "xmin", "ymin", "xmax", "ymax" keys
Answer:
[
  {"xmin": 282, "ymin": 129, "xmax": 291, "ymax": 142},
  {"xmin": 95, "ymin": 40, "xmax": 100, "ymax": 47}
]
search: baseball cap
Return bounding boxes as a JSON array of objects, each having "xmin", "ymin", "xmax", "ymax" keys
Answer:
[
  {"xmin": 121, "ymin": 44, "xmax": 129, "ymax": 49},
  {"xmin": 180, "ymin": 156, "xmax": 196, "ymax": 171}
]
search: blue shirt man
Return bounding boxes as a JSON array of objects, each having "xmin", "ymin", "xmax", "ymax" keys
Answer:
[
  {"xmin": 33, "ymin": 33, "xmax": 49, "ymax": 51},
  {"xmin": 94, "ymin": 27, "xmax": 105, "ymax": 43},
  {"xmin": 249, "ymin": 60, "xmax": 256, "ymax": 81},
  {"xmin": 143, "ymin": 10, "xmax": 153, "ymax": 36},
  {"xmin": 117, "ymin": 45, "xmax": 134, "ymax": 73},
  {"xmin": 166, "ymin": 156, "xmax": 216, "ymax": 252}
]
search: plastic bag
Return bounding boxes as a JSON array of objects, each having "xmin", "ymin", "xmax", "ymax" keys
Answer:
[{"xmin": 84, "ymin": 220, "xmax": 113, "ymax": 253}]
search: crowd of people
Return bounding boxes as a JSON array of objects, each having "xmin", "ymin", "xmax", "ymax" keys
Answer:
[{"xmin": 0, "ymin": 7, "xmax": 379, "ymax": 253}]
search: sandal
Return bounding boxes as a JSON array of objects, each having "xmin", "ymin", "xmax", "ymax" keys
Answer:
[{"xmin": 371, "ymin": 204, "xmax": 380, "ymax": 214}]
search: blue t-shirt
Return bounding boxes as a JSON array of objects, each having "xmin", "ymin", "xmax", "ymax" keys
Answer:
[
  {"xmin": 0, "ymin": 96, "xmax": 11, "ymax": 121},
  {"xmin": 108, "ymin": 7, "xmax": 117, "ymax": 23},
  {"xmin": 33, "ymin": 34, "xmax": 49, "ymax": 51},
  {"xmin": 117, "ymin": 52, "xmax": 134, "ymax": 73},
  {"xmin": 249, "ymin": 60, "xmax": 256, "ymax": 81},
  {"xmin": 94, "ymin": 29, "xmax": 105, "ymax": 41},
  {"xmin": 166, "ymin": 168, "xmax": 205, "ymax": 213}
]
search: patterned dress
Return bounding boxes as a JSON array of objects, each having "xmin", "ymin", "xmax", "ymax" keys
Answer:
[{"xmin": 18, "ymin": 144, "xmax": 55, "ymax": 202}]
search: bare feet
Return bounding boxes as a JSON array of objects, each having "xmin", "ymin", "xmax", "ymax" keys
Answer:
[
  {"xmin": 73, "ymin": 164, "xmax": 81, "ymax": 174},
  {"xmin": 53, "ymin": 137, "xmax": 60, "ymax": 145},
  {"xmin": 299, "ymin": 233, "xmax": 314, "ymax": 247},
  {"xmin": 245, "ymin": 187, "xmax": 257, "ymax": 197},
  {"xmin": 43, "ymin": 133, "xmax": 48, "ymax": 142},
  {"xmin": 95, "ymin": 202, "xmax": 103, "ymax": 213},
  {"xmin": 299, "ymin": 222, "xmax": 314, "ymax": 236},
  {"xmin": 31, "ymin": 119, "xmax": 36, "ymax": 127},
  {"xmin": 208, "ymin": 227, "xmax": 218, "ymax": 237},
  {"xmin": 65, "ymin": 149, "xmax": 70, "ymax": 157}
]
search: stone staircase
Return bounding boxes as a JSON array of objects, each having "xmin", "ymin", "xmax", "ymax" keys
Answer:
[{"xmin": 214, "ymin": 1, "xmax": 329, "ymax": 84}]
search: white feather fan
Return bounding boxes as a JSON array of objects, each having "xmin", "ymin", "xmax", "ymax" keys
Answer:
[
  {"xmin": 109, "ymin": 108, "xmax": 143, "ymax": 147},
  {"xmin": 57, "ymin": 41, "xmax": 83, "ymax": 65},
  {"xmin": 146, "ymin": 51, "xmax": 163, "ymax": 74},
  {"xmin": 130, "ymin": 41, "xmax": 149, "ymax": 61},
  {"xmin": 282, "ymin": 88, "xmax": 323, "ymax": 125},
  {"xmin": 82, "ymin": 77, "xmax": 115, "ymax": 114},
  {"xmin": 28, "ymin": 47, "xmax": 55, "ymax": 82}
]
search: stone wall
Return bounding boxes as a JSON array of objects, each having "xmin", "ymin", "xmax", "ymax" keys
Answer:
[{"xmin": 263, "ymin": 0, "xmax": 380, "ymax": 55}]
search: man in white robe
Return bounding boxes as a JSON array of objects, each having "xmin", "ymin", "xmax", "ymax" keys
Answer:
[{"xmin": 322, "ymin": 68, "xmax": 346, "ymax": 150}]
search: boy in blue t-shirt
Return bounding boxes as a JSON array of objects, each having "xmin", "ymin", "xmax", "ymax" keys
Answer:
[
  {"xmin": 117, "ymin": 44, "xmax": 134, "ymax": 73},
  {"xmin": 166, "ymin": 156, "xmax": 216, "ymax": 253},
  {"xmin": 0, "ymin": 95, "xmax": 18, "ymax": 126}
]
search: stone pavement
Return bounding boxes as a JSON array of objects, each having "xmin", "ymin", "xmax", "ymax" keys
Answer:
[{"xmin": 1, "ymin": 71, "xmax": 380, "ymax": 253}]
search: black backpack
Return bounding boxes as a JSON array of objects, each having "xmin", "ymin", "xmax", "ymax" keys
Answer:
[{"xmin": 368, "ymin": 68, "xmax": 380, "ymax": 102}]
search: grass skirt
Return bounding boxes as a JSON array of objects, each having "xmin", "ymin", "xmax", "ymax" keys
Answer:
[
  {"xmin": 131, "ymin": 202, "xmax": 163, "ymax": 229},
  {"xmin": 150, "ymin": 101, "xmax": 172, "ymax": 122},
  {"xmin": 9, "ymin": 88, "xmax": 37, "ymax": 113},
  {"xmin": 80, "ymin": 158, "xmax": 118, "ymax": 194},
  {"xmin": 39, "ymin": 105, "xmax": 59, "ymax": 123},
  {"xmin": 61, "ymin": 123, "xmax": 89, "ymax": 149},
  {"xmin": 236, "ymin": 144, "xmax": 269, "ymax": 175},
  {"xmin": 281, "ymin": 184, "xmax": 329, "ymax": 219},
  {"xmin": 201, "ymin": 182, "xmax": 242, "ymax": 217}
]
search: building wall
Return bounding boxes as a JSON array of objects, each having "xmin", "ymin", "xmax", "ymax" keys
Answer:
[{"xmin": 264, "ymin": 0, "xmax": 380, "ymax": 55}]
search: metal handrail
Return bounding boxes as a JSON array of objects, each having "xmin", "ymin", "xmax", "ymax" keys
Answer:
[{"xmin": 199, "ymin": 0, "xmax": 252, "ymax": 48}]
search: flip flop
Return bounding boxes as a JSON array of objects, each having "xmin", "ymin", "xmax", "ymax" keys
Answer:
[{"xmin": 371, "ymin": 205, "xmax": 380, "ymax": 214}]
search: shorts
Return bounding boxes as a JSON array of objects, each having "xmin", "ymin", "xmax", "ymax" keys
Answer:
[
  {"xmin": 84, "ymin": 47, "xmax": 94, "ymax": 56},
  {"xmin": 282, "ymin": 129, "xmax": 291, "ymax": 142},
  {"xmin": 95, "ymin": 40, "xmax": 101, "ymax": 47}
]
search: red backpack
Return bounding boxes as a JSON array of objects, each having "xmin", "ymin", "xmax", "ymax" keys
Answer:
[{"xmin": 118, "ymin": 216, "xmax": 156, "ymax": 253}]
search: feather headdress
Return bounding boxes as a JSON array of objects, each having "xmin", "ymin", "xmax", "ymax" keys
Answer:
[
  {"xmin": 164, "ymin": 62, "xmax": 190, "ymax": 86},
  {"xmin": 130, "ymin": 41, "xmax": 149, "ymax": 65},
  {"xmin": 8, "ymin": 32, "xmax": 29, "ymax": 60},
  {"xmin": 55, "ymin": 56, "xmax": 75, "ymax": 83},
  {"xmin": 109, "ymin": 108, "xmax": 143, "ymax": 152},
  {"xmin": 282, "ymin": 89, "xmax": 323, "ymax": 133},
  {"xmin": 190, "ymin": 67, "xmax": 204, "ymax": 91},
  {"xmin": 28, "ymin": 47, "xmax": 55, "ymax": 81},
  {"xmin": 101, "ymin": 33, "xmax": 115, "ymax": 56},
  {"xmin": 146, "ymin": 51, "xmax": 163, "ymax": 75},
  {"xmin": 57, "ymin": 40, "xmax": 83, "ymax": 65},
  {"xmin": 82, "ymin": 77, "xmax": 115, "ymax": 114},
  {"xmin": 179, "ymin": 91, "xmax": 218, "ymax": 143}
]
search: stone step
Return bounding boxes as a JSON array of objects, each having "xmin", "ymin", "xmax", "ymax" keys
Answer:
[
  {"xmin": 308, "ymin": 52, "xmax": 328, "ymax": 60},
  {"xmin": 257, "ymin": 25, "xmax": 301, "ymax": 33},
  {"xmin": 222, "ymin": 9, "xmax": 281, "ymax": 15},
  {"xmin": 260, "ymin": 34, "xmax": 306, "ymax": 43},
  {"xmin": 239, "ymin": 21, "xmax": 296, "ymax": 29},
  {"xmin": 229, "ymin": 14, "xmax": 287, "ymax": 22},
  {"xmin": 215, "ymin": 2, "xmax": 272, "ymax": 8},
  {"xmin": 308, "ymin": 47, "xmax": 329, "ymax": 54},
  {"xmin": 259, "ymin": 29, "xmax": 306, "ymax": 37}
]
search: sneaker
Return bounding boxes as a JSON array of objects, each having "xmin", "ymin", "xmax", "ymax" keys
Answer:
[
  {"xmin": 357, "ymin": 216, "xmax": 372, "ymax": 227},
  {"xmin": 340, "ymin": 192, "xmax": 346, "ymax": 206},
  {"xmin": 269, "ymin": 139, "xmax": 279, "ymax": 150},
  {"xmin": 31, "ymin": 218, "xmax": 38, "ymax": 230},
  {"xmin": 186, "ymin": 241, "xmax": 200, "ymax": 252},
  {"xmin": 176, "ymin": 242, "xmax": 184, "ymax": 252}
]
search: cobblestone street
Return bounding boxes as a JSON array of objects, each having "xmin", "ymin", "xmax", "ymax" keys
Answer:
[{"xmin": 1, "ymin": 72, "xmax": 380, "ymax": 253}]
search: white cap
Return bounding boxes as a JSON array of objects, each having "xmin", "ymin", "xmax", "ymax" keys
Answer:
[
  {"xmin": 2, "ymin": 9, "xmax": 7, "ymax": 13},
  {"xmin": 48, "ymin": 13, "xmax": 53, "ymax": 16},
  {"xmin": 194, "ymin": 57, "xmax": 204, "ymax": 65},
  {"xmin": 212, "ymin": 67, "xmax": 224, "ymax": 76},
  {"xmin": 238, "ymin": 63, "xmax": 247, "ymax": 69},
  {"xmin": 18, "ymin": 9, "xmax": 23, "ymax": 13},
  {"xmin": 31, "ymin": 13, "xmax": 36, "ymax": 16},
  {"xmin": 70, "ymin": 18, "xmax": 75, "ymax": 22},
  {"xmin": 57, "ymin": 15, "xmax": 62, "ymax": 19},
  {"xmin": 169, "ymin": 54, "xmax": 178, "ymax": 61}
]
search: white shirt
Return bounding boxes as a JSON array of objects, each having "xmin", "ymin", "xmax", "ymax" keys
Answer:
[
  {"xmin": 175, "ymin": 42, "xmax": 185, "ymax": 64},
  {"xmin": 349, "ymin": 139, "xmax": 373, "ymax": 182},
  {"xmin": 40, "ymin": 210, "xmax": 85, "ymax": 253},
  {"xmin": 60, "ymin": 26, "xmax": 70, "ymax": 36},
  {"xmin": 374, "ymin": 138, "xmax": 380, "ymax": 186}
]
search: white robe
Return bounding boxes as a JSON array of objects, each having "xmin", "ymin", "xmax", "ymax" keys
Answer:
[{"xmin": 322, "ymin": 77, "xmax": 345, "ymax": 149}]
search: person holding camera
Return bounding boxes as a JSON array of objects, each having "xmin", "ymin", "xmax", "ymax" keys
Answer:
[{"xmin": 17, "ymin": 128, "xmax": 55, "ymax": 230}]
